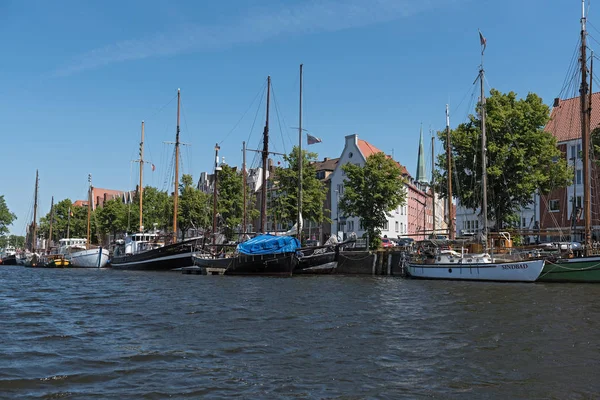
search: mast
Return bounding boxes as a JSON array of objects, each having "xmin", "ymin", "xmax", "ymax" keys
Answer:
[
  {"xmin": 139, "ymin": 121, "xmax": 144, "ymax": 232},
  {"xmin": 32, "ymin": 169, "xmax": 38, "ymax": 253},
  {"xmin": 446, "ymin": 104, "xmax": 455, "ymax": 240},
  {"xmin": 298, "ymin": 64, "xmax": 303, "ymax": 239},
  {"xmin": 47, "ymin": 196, "xmax": 54, "ymax": 253},
  {"xmin": 173, "ymin": 88, "xmax": 181, "ymax": 243},
  {"xmin": 242, "ymin": 141, "xmax": 247, "ymax": 237},
  {"xmin": 480, "ymin": 61, "xmax": 489, "ymax": 251},
  {"xmin": 212, "ymin": 143, "xmax": 220, "ymax": 246},
  {"xmin": 581, "ymin": 1, "xmax": 592, "ymax": 255},
  {"xmin": 260, "ymin": 77, "xmax": 270, "ymax": 233},
  {"xmin": 431, "ymin": 132, "xmax": 435, "ymax": 236},
  {"xmin": 87, "ymin": 174, "xmax": 91, "ymax": 250}
]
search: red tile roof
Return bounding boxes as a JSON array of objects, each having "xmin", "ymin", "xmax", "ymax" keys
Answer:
[
  {"xmin": 356, "ymin": 138, "xmax": 410, "ymax": 176},
  {"xmin": 72, "ymin": 200, "xmax": 89, "ymax": 208},
  {"xmin": 75, "ymin": 187, "xmax": 132, "ymax": 209},
  {"xmin": 545, "ymin": 92, "xmax": 600, "ymax": 142}
]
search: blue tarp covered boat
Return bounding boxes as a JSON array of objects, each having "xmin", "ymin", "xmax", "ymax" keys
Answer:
[{"xmin": 237, "ymin": 234, "xmax": 300, "ymax": 255}]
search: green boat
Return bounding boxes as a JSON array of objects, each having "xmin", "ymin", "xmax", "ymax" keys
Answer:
[{"xmin": 537, "ymin": 256, "xmax": 600, "ymax": 282}]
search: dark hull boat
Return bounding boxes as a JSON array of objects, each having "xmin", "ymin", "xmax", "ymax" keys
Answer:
[
  {"xmin": 111, "ymin": 238, "xmax": 199, "ymax": 271},
  {"xmin": 196, "ymin": 234, "xmax": 300, "ymax": 276},
  {"xmin": 1, "ymin": 255, "xmax": 17, "ymax": 265}
]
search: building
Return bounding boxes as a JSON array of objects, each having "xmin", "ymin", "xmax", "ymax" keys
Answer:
[
  {"xmin": 539, "ymin": 94, "xmax": 600, "ymax": 241},
  {"xmin": 307, "ymin": 157, "xmax": 339, "ymax": 244},
  {"xmin": 74, "ymin": 187, "xmax": 134, "ymax": 210},
  {"xmin": 329, "ymin": 134, "xmax": 433, "ymax": 241}
]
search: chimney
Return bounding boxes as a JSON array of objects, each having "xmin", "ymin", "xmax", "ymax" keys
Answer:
[
  {"xmin": 324, "ymin": 157, "xmax": 328, "ymax": 162},
  {"xmin": 553, "ymin": 98, "xmax": 560, "ymax": 107}
]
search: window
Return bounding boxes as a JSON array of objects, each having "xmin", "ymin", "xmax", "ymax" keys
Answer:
[
  {"xmin": 549, "ymin": 199, "xmax": 560, "ymax": 212},
  {"xmin": 395, "ymin": 221, "xmax": 399, "ymax": 232},
  {"xmin": 571, "ymin": 145, "xmax": 576, "ymax": 160},
  {"xmin": 348, "ymin": 220, "xmax": 354, "ymax": 232},
  {"xmin": 401, "ymin": 222, "xmax": 404, "ymax": 233},
  {"xmin": 522, "ymin": 217, "xmax": 526, "ymax": 227},
  {"xmin": 383, "ymin": 220, "xmax": 389, "ymax": 230},
  {"xmin": 576, "ymin": 169, "xmax": 582, "ymax": 185}
]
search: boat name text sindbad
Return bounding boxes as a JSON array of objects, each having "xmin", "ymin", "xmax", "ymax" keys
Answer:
[{"xmin": 501, "ymin": 264, "xmax": 528, "ymax": 270}]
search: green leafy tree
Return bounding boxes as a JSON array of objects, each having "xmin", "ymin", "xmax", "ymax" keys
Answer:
[
  {"xmin": 96, "ymin": 198, "xmax": 129, "ymax": 241},
  {"xmin": 435, "ymin": 89, "xmax": 572, "ymax": 230},
  {"xmin": 178, "ymin": 174, "xmax": 210, "ymax": 241},
  {"xmin": 272, "ymin": 146, "xmax": 329, "ymax": 238},
  {"xmin": 137, "ymin": 186, "xmax": 172, "ymax": 232},
  {"xmin": 38, "ymin": 198, "xmax": 97, "ymax": 243},
  {"xmin": 0, "ymin": 234, "xmax": 24, "ymax": 249},
  {"xmin": 340, "ymin": 152, "xmax": 407, "ymax": 250},
  {"xmin": 0, "ymin": 195, "xmax": 16, "ymax": 236}
]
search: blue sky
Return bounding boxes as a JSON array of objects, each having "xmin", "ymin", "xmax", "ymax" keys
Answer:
[{"xmin": 0, "ymin": 0, "xmax": 592, "ymax": 235}]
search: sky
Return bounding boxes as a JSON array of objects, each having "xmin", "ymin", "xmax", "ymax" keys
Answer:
[{"xmin": 0, "ymin": 0, "xmax": 594, "ymax": 235}]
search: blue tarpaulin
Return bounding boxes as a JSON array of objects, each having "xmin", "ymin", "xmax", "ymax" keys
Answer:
[{"xmin": 237, "ymin": 234, "xmax": 300, "ymax": 255}]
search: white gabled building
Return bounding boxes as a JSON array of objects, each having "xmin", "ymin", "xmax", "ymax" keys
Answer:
[{"xmin": 330, "ymin": 134, "xmax": 418, "ymax": 241}]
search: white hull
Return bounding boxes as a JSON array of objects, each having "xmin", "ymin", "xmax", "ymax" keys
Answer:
[
  {"xmin": 70, "ymin": 248, "xmax": 110, "ymax": 268},
  {"xmin": 407, "ymin": 259, "xmax": 545, "ymax": 282}
]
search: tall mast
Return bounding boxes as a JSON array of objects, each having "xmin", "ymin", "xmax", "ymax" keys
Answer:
[
  {"xmin": 32, "ymin": 169, "xmax": 38, "ymax": 252},
  {"xmin": 581, "ymin": 0, "xmax": 592, "ymax": 255},
  {"xmin": 87, "ymin": 174, "xmax": 91, "ymax": 249},
  {"xmin": 446, "ymin": 105, "xmax": 455, "ymax": 240},
  {"xmin": 431, "ymin": 132, "xmax": 435, "ymax": 236},
  {"xmin": 173, "ymin": 88, "xmax": 181, "ymax": 243},
  {"xmin": 242, "ymin": 141, "xmax": 247, "ymax": 236},
  {"xmin": 480, "ymin": 62, "xmax": 488, "ymax": 251},
  {"xmin": 139, "ymin": 121, "xmax": 145, "ymax": 232},
  {"xmin": 260, "ymin": 76, "xmax": 270, "ymax": 233},
  {"xmin": 298, "ymin": 64, "xmax": 303, "ymax": 239},
  {"xmin": 212, "ymin": 143, "xmax": 220, "ymax": 246},
  {"xmin": 47, "ymin": 196, "xmax": 54, "ymax": 253}
]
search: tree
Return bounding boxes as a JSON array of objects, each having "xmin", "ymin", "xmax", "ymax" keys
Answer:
[
  {"xmin": 0, "ymin": 195, "xmax": 16, "ymax": 236},
  {"xmin": 178, "ymin": 174, "xmax": 210, "ymax": 241},
  {"xmin": 435, "ymin": 89, "xmax": 571, "ymax": 230},
  {"xmin": 272, "ymin": 146, "xmax": 328, "ymax": 237},
  {"xmin": 339, "ymin": 152, "xmax": 407, "ymax": 250},
  {"xmin": 0, "ymin": 235, "xmax": 24, "ymax": 249},
  {"xmin": 216, "ymin": 165, "xmax": 245, "ymax": 240},
  {"xmin": 137, "ymin": 186, "xmax": 172, "ymax": 232},
  {"xmin": 96, "ymin": 198, "xmax": 128, "ymax": 241}
]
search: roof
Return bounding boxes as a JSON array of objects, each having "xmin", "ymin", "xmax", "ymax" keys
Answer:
[
  {"xmin": 75, "ymin": 187, "xmax": 132, "ymax": 209},
  {"xmin": 356, "ymin": 138, "xmax": 410, "ymax": 176},
  {"xmin": 545, "ymin": 92, "xmax": 600, "ymax": 142},
  {"xmin": 310, "ymin": 157, "xmax": 339, "ymax": 171},
  {"xmin": 72, "ymin": 200, "xmax": 89, "ymax": 207}
]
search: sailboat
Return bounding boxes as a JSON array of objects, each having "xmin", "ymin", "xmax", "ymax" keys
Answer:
[
  {"xmin": 23, "ymin": 170, "xmax": 40, "ymax": 267},
  {"xmin": 537, "ymin": 2, "xmax": 600, "ymax": 282},
  {"xmin": 406, "ymin": 37, "xmax": 545, "ymax": 282},
  {"xmin": 194, "ymin": 76, "xmax": 300, "ymax": 276},
  {"xmin": 111, "ymin": 91, "xmax": 201, "ymax": 271},
  {"xmin": 65, "ymin": 175, "xmax": 110, "ymax": 268}
]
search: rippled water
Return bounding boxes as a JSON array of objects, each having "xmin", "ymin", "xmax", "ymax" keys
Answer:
[{"xmin": 1, "ymin": 266, "xmax": 599, "ymax": 399}]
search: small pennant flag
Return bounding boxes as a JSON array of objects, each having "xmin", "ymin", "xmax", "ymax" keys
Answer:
[
  {"xmin": 151, "ymin": 163, "xmax": 156, "ymax": 172},
  {"xmin": 478, "ymin": 29, "xmax": 487, "ymax": 54},
  {"xmin": 307, "ymin": 133, "xmax": 322, "ymax": 145}
]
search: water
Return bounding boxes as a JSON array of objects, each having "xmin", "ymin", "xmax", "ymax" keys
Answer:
[{"xmin": 1, "ymin": 266, "xmax": 599, "ymax": 399}]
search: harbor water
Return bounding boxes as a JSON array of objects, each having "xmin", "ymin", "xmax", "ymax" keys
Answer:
[{"xmin": 1, "ymin": 266, "xmax": 599, "ymax": 399}]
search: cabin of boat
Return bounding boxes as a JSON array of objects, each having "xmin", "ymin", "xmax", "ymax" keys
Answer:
[{"xmin": 115, "ymin": 233, "xmax": 164, "ymax": 256}]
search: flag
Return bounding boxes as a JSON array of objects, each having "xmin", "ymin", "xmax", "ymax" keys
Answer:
[
  {"xmin": 307, "ymin": 133, "xmax": 322, "ymax": 145},
  {"xmin": 479, "ymin": 29, "xmax": 487, "ymax": 54},
  {"xmin": 69, "ymin": 207, "xmax": 73, "ymax": 217},
  {"xmin": 151, "ymin": 163, "xmax": 156, "ymax": 172}
]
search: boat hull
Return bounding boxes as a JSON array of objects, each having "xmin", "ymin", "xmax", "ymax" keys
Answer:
[
  {"xmin": 111, "ymin": 240, "xmax": 198, "ymax": 271},
  {"xmin": 406, "ymin": 259, "xmax": 545, "ymax": 282},
  {"xmin": 196, "ymin": 252, "xmax": 297, "ymax": 276},
  {"xmin": 70, "ymin": 248, "xmax": 110, "ymax": 268},
  {"xmin": 537, "ymin": 256, "xmax": 600, "ymax": 282},
  {"xmin": 1, "ymin": 255, "xmax": 17, "ymax": 265},
  {"xmin": 295, "ymin": 251, "xmax": 337, "ymax": 274}
]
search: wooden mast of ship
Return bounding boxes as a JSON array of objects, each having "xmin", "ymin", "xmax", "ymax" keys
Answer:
[
  {"xmin": 580, "ymin": 0, "xmax": 593, "ymax": 256},
  {"xmin": 139, "ymin": 121, "xmax": 145, "ymax": 232},
  {"xmin": 86, "ymin": 174, "xmax": 92, "ymax": 250},
  {"xmin": 446, "ymin": 105, "xmax": 454, "ymax": 240},
  {"xmin": 260, "ymin": 77, "xmax": 271, "ymax": 233},
  {"xmin": 32, "ymin": 169, "xmax": 39, "ymax": 253},
  {"xmin": 173, "ymin": 89, "xmax": 181, "ymax": 243},
  {"xmin": 46, "ymin": 196, "xmax": 54, "ymax": 253},
  {"xmin": 297, "ymin": 64, "xmax": 303, "ymax": 239}
]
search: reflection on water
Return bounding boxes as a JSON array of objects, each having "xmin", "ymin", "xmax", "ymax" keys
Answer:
[{"xmin": 0, "ymin": 266, "xmax": 599, "ymax": 399}]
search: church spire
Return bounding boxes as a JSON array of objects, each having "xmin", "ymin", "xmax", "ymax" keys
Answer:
[{"xmin": 415, "ymin": 124, "xmax": 428, "ymax": 184}]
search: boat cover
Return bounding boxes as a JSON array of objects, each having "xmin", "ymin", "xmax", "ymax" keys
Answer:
[{"xmin": 237, "ymin": 234, "xmax": 300, "ymax": 255}]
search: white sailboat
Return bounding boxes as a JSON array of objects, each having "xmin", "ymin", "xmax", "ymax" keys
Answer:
[
  {"xmin": 67, "ymin": 175, "xmax": 109, "ymax": 268},
  {"xmin": 406, "ymin": 35, "xmax": 545, "ymax": 282}
]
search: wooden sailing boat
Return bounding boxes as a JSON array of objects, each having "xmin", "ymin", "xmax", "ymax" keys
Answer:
[
  {"xmin": 538, "ymin": 1, "xmax": 600, "ymax": 282},
  {"xmin": 22, "ymin": 170, "xmax": 40, "ymax": 267},
  {"xmin": 194, "ymin": 76, "xmax": 300, "ymax": 276},
  {"xmin": 406, "ymin": 36, "xmax": 544, "ymax": 282},
  {"xmin": 111, "ymin": 90, "xmax": 201, "ymax": 271}
]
